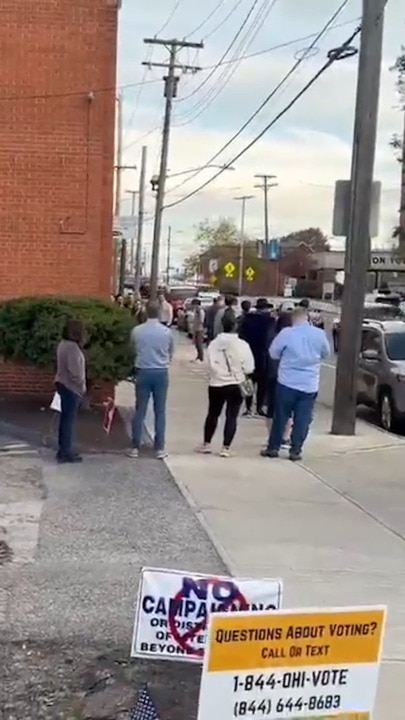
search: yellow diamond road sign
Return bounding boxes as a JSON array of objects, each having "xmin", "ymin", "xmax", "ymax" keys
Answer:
[
  {"xmin": 224, "ymin": 262, "xmax": 236, "ymax": 278},
  {"xmin": 209, "ymin": 274, "xmax": 217, "ymax": 285},
  {"xmin": 245, "ymin": 266, "xmax": 255, "ymax": 282}
]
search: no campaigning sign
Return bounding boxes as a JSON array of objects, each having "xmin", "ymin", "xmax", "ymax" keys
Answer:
[{"xmin": 131, "ymin": 567, "xmax": 283, "ymax": 663}]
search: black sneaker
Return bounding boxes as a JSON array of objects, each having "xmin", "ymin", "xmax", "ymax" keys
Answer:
[
  {"xmin": 260, "ymin": 449, "xmax": 279, "ymax": 458},
  {"xmin": 57, "ymin": 454, "xmax": 83, "ymax": 464},
  {"xmin": 289, "ymin": 451, "xmax": 302, "ymax": 462}
]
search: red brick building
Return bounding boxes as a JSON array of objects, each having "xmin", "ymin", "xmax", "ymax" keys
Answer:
[
  {"xmin": 0, "ymin": 0, "xmax": 119, "ymax": 398},
  {"xmin": 0, "ymin": 0, "xmax": 119, "ymax": 301}
]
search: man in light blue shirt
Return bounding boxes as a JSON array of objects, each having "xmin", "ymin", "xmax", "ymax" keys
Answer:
[
  {"xmin": 262, "ymin": 306, "xmax": 330, "ymax": 461},
  {"xmin": 128, "ymin": 300, "xmax": 174, "ymax": 459}
]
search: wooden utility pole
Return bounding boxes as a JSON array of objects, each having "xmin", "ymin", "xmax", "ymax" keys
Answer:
[
  {"xmin": 143, "ymin": 37, "xmax": 203, "ymax": 299},
  {"xmin": 126, "ymin": 190, "xmax": 138, "ymax": 276},
  {"xmin": 234, "ymin": 195, "xmax": 255, "ymax": 296},
  {"xmin": 331, "ymin": 0, "xmax": 385, "ymax": 435},
  {"xmin": 254, "ymin": 173, "xmax": 278, "ymax": 250},
  {"xmin": 134, "ymin": 145, "xmax": 147, "ymax": 294}
]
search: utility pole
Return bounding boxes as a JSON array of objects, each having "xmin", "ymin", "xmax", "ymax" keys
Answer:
[
  {"xmin": 234, "ymin": 195, "xmax": 255, "ymax": 296},
  {"xmin": 166, "ymin": 225, "xmax": 172, "ymax": 285},
  {"xmin": 254, "ymin": 174, "xmax": 278, "ymax": 250},
  {"xmin": 126, "ymin": 190, "xmax": 138, "ymax": 276},
  {"xmin": 143, "ymin": 37, "xmax": 203, "ymax": 299},
  {"xmin": 331, "ymin": 0, "xmax": 385, "ymax": 436},
  {"xmin": 134, "ymin": 145, "xmax": 147, "ymax": 295}
]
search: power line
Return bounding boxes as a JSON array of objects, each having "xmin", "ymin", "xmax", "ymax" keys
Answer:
[
  {"xmin": 155, "ymin": 0, "xmax": 184, "ymax": 36},
  {"xmin": 124, "ymin": 46, "xmax": 154, "ymax": 145},
  {"xmin": 168, "ymin": 0, "xmax": 351, "ymax": 193},
  {"xmin": 164, "ymin": 23, "xmax": 361, "ymax": 210},
  {"xmin": 202, "ymin": 0, "xmax": 245, "ymax": 42},
  {"xmin": 184, "ymin": 0, "xmax": 225, "ymax": 39},
  {"xmin": 177, "ymin": 0, "xmax": 263, "ymax": 103},
  {"xmin": 0, "ymin": 18, "xmax": 359, "ymax": 105},
  {"xmin": 175, "ymin": 0, "xmax": 280, "ymax": 125}
]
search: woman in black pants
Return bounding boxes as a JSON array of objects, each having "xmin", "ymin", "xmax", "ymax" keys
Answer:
[{"xmin": 195, "ymin": 311, "xmax": 255, "ymax": 457}]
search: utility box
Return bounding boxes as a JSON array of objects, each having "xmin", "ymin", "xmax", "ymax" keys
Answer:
[{"xmin": 332, "ymin": 180, "xmax": 381, "ymax": 238}]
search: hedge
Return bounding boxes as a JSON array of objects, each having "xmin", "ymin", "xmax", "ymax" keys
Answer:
[{"xmin": 0, "ymin": 296, "xmax": 135, "ymax": 383}]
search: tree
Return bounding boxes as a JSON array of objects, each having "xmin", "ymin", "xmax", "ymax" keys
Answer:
[
  {"xmin": 183, "ymin": 219, "xmax": 240, "ymax": 277},
  {"xmin": 390, "ymin": 48, "xmax": 405, "ymax": 243},
  {"xmin": 279, "ymin": 227, "xmax": 330, "ymax": 254}
]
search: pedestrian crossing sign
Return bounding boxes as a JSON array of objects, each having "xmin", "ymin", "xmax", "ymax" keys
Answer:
[{"xmin": 245, "ymin": 266, "xmax": 255, "ymax": 282}]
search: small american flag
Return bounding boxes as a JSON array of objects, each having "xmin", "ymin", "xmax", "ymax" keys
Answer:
[{"xmin": 130, "ymin": 686, "xmax": 160, "ymax": 720}]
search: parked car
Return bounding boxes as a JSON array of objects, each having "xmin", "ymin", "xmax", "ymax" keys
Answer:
[
  {"xmin": 332, "ymin": 302, "xmax": 405, "ymax": 353},
  {"xmin": 356, "ymin": 318, "xmax": 405, "ymax": 431},
  {"xmin": 168, "ymin": 285, "xmax": 198, "ymax": 322}
]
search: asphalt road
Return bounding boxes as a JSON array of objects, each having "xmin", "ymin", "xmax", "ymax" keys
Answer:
[{"xmin": 1, "ymin": 452, "xmax": 226, "ymax": 719}]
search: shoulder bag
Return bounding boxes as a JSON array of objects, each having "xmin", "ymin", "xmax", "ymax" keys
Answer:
[{"xmin": 223, "ymin": 349, "xmax": 254, "ymax": 398}]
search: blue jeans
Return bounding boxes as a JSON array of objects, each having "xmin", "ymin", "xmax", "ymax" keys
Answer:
[
  {"xmin": 56, "ymin": 382, "xmax": 81, "ymax": 459},
  {"xmin": 267, "ymin": 383, "xmax": 317, "ymax": 454},
  {"xmin": 132, "ymin": 369, "xmax": 169, "ymax": 451}
]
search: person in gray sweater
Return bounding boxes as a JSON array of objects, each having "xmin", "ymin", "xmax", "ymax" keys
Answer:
[
  {"xmin": 55, "ymin": 318, "xmax": 86, "ymax": 463},
  {"xmin": 213, "ymin": 295, "xmax": 238, "ymax": 338}
]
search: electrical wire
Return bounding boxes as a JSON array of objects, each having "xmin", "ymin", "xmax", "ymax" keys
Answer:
[
  {"xmin": 155, "ymin": 0, "xmax": 184, "ymax": 36},
  {"xmin": 164, "ymin": 23, "xmax": 361, "ymax": 210},
  {"xmin": 183, "ymin": 0, "xmax": 225, "ymax": 39},
  {"xmin": 175, "ymin": 0, "xmax": 280, "ymax": 125},
  {"xmin": 177, "ymin": 0, "xmax": 264, "ymax": 103},
  {"xmin": 0, "ymin": 18, "xmax": 360, "ymax": 105},
  {"xmin": 168, "ymin": 0, "xmax": 351, "ymax": 193},
  {"xmin": 202, "ymin": 0, "xmax": 245, "ymax": 43}
]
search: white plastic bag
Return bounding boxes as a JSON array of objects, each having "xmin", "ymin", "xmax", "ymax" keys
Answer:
[{"xmin": 50, "ymin": 392, "xmax": 61, "ymax": 412}]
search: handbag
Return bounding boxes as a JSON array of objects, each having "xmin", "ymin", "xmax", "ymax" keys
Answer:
[{"xmin": 223, "ymin": 350, "xmax": 254, "ymax": 398}]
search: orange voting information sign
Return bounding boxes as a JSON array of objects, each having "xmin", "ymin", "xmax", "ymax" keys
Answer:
[{"xmin": 197, "ymin": 606, "xmax": 385, "ymax": 720}]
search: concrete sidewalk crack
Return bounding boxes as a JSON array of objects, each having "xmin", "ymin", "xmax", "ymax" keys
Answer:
[{"xmin": 301, "ymin": 463, "xmax": 405, "ymax": 545}]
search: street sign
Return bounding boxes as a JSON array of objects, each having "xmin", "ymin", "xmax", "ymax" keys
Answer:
[
  {"xmin": 245, "ymin": 267, "xmax": 255, "ymax": 282},
  {"xmin": 209, "ymin": 259, "xmax": 219, "ymax": 273},
  {"xmin": 197, "ymin": 605, "xmax": 386, "ymax": 720},
  {"xmin": 209, "ymin": 274, "xmax": 218, "ymax": 285},
  {"xmin": 224, "ymin": 262, "xmax": 236, "ymax": 278}
]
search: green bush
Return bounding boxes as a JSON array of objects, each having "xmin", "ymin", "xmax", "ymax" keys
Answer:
[{"xmin": 0, "ymin": 296, "xmax": 135, "ymax": 383}]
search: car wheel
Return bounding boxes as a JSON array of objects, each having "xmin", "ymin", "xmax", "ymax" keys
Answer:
[{"xmin": 378, "ymin": 390, "xmax": 397, "ymax": 432}]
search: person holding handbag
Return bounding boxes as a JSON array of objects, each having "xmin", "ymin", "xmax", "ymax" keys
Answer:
[{"xmin": 195, "ymin": 310, "xmax": 254, "ymax": 457}]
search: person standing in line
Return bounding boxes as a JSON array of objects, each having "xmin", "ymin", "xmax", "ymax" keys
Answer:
[
  {"xmin": 238, "ymin": 298, "xmax": 275, "ymax": 417},
  {"xmin": 261, "ymin": 306, "xmax": 330, "ymax": 461},
  {"xmin": 157, "ymin": 290, "xmax": 173, "ymax": 327},
  {"xmin": 205, "ymin": 296, "xmax": 221, "ymax": 345},
  {"xmin": 213, "ymin": 294, "xmax": 238, "ymax": 338},
  {"xmin": 191, "ymin": 298, "xmax": 205, "ymax": 362},
  {"xmin": 195, "ymin": 312, "xmax": 254, "ymax": 458},
  {"xmin": 55, "ymin": 318, "xmax": 87, "ymax": 464},
  {"xmin": 129, "ymin": 300, "xmax": 174, "ymax": 459},
  {"xmin": 265, "ymin": 310, "xmax": 293, "ymax": 448},
  {"xmin": 237, "ymin": 299, "xmax": 252, "ymax": 332}
]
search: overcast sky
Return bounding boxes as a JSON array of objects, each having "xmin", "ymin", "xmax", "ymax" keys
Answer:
[{"xmin": 117, "ymin": 0, "xmax": 404, "ymax": 268}]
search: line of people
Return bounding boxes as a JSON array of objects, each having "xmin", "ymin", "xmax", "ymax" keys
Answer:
[{"xmin": 196, "ymin": 298, "xmax": 330, "ymax": 461}]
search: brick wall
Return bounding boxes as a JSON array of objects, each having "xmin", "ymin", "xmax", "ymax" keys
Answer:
[
  {"xmin": 0, "ymin": 0, "xmax": 118, "ymax": 301},
  {"xmin": 0, "ymin": 0, "xmax": 119, "ymax": 398}
]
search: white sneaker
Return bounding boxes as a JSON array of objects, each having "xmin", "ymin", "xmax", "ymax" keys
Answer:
[
  {"xmin": 195, "ymin": 444, "xmax": 212, "ymax": 454},
  {"xmin": 220, "ymin": 447, "xmax": 232, "ymax": 458},
  {"xmin": 127, "ymin": 448, "xmax": 139, "ymax": 459},
  {"xmin": 156, "ymin": 450, "xmax": 168, "ymax": 460}
]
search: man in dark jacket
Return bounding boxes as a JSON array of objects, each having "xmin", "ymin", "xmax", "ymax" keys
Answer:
[
  {"xmin": 205, "ymin": 296, "xmax": 221, "ymax": 345},
  {"xmin": 239, "ymin": 298, "xmax": 275, "ymax": 416}
]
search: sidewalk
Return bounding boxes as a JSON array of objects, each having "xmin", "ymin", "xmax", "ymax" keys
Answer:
[{"xmin": 132, "ymin": 334, "xmax": 405, "ymax": 719}]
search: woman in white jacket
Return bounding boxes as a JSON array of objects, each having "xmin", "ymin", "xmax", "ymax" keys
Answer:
[{"xmin": 196, "ymin": 310, "xmax": 255, "ymax": 457}]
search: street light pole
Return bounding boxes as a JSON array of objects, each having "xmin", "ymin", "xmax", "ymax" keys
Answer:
[
  {"xmin": 234, "ymin": 195, "xmax": 255, "ymax": 296},
  {"xmin": 134, "ymin": 145, "xmax": 147, "ymax": 295},
  {"xmin": 331, "ymin": 0, "xmax": 385, "ymax": 435}
]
